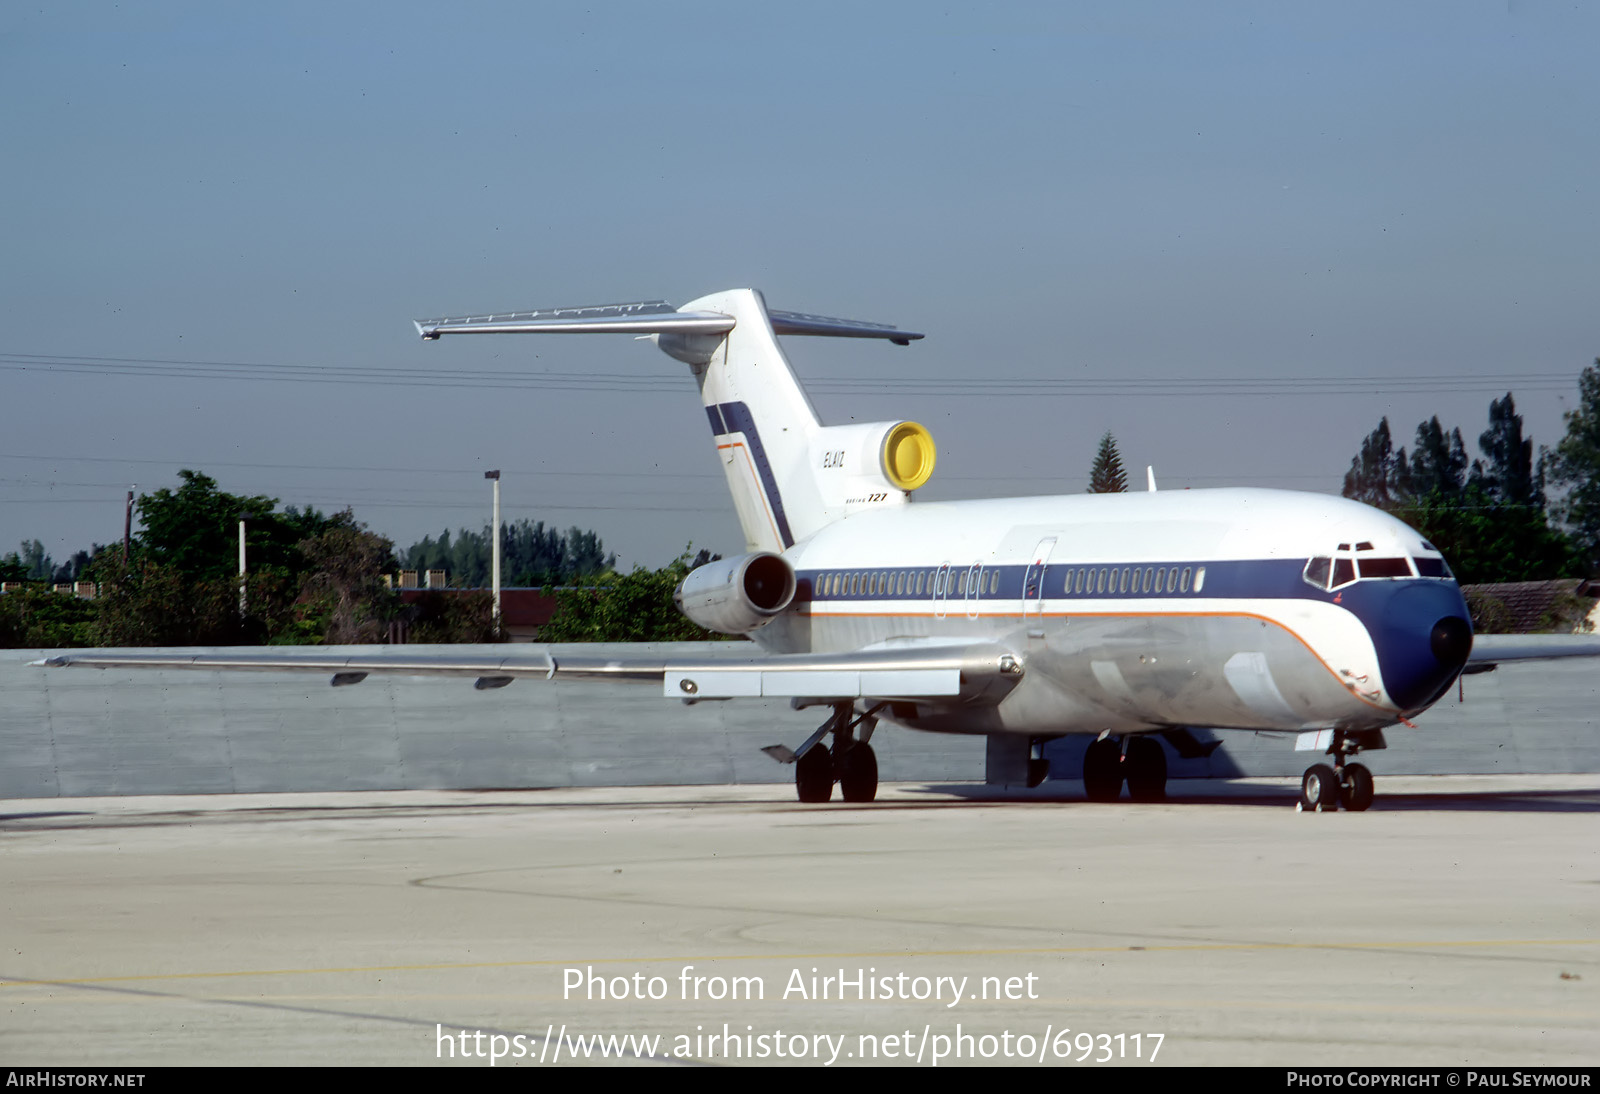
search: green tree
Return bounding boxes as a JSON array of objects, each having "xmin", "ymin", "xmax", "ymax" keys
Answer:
[
  {"xmin": 89, "ymin": 554, "xmax": 263, "ymax": 646},
  {"xmin": 1087, "ymin": 432, "xmax": 1128, "ymax": 493},
  {"xmin": 540, "ymin": 552, "xmax": 722, "ymax": 642},
  {"xmin": 1547, "ymin": 359, "xmax": 1600, "ymax": 570},
  {"xmin": 1404, "ymin": 417, "xmax": 1468, "ymax": 500},
  {"xmin": 0, "ymin": 551, "xmax": 28, "ymax": 583},
  {"xmin": 1393, "ymin": 486, "xmax": 1581, "ymax": 585},
  {"xmin": 1470, "ymin": 392, "xmax": 1543, "ymax": 509},
  {"xmin": 402, "ymin": 590, "xmax": 500, "ymax": 643},
  {"xmin": 0, "ymin": 585, "xmax": 99, "ymax": 648},
  {"xmin": 403, "ymin": 521, "xmax": 616, "ymax": 587},
  {"xmin": 1342, "ymin": 418, "xmax": 1407, "ymax": 507},
  {"xmin": 137, "ymin": 470, "xmax": 335, "ymax": 583},
  {"xmin": 289, "ymin": 518, "xmax": 398, "ymax": 644}
]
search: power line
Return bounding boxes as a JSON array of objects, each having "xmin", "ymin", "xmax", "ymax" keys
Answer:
[{"xmin": 0, "ymin": 351, "xmax": 1584, "ymax": 397}]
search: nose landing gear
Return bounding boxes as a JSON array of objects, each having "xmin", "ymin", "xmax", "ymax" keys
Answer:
[{"xmin": 1298, "ymin": 730, "xmax": 1382, "ymax": 812}]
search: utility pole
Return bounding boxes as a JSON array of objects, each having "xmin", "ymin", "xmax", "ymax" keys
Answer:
[
  {"xmin": 485, "ymin": 471, "xmax": 501, "ymax": 634},
  {"xmin": 123, "ymin": 488, "xmax": 135, "ymax": 570},
  {"xmin": 238, "ymin": 520, "xmax": 247, "ymax": 619}
]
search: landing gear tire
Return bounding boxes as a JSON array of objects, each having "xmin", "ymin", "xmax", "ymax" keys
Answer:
[
  {"xmin": 796, "ymin": 745, "xmax": 835, "ymax": 803},
  {"xmin": 1299, "ymin": 763, "xmax": 1340, "ymax": 812},
  {"xmin": 838, "ymin": 742, "xmax": 879, "ymax": 803},
  {"xmin": 1339, "ymin": 762, "xmax": 1375, "ymax": 812},
  {"xmin": 1125, "ymin": 736, "xmax": 1168, "ymax": 803},
  {"xmin": 1083, "ymin": 738, "xmax": 1124, "ymax": 802}
]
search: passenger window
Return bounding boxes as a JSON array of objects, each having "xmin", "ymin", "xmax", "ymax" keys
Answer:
[
  {"xmin": 1180, "ymin": 566, "xmax": 1192, "ymax": 593},
  {"xmin": 1165, "ymin": 568, "xmax": 1177, "ymax": 593},
  {"xmin": 1194, "ymin": 566, "xmax": 1206, "ymax": 593},
  {"xmin": 1118, "ymin": 568, "xmax": 1128, "ymax": 593},
  {"xmin": 1074, "ymin": 569, "xmax": 1085, "ymax": 594},
  {"xmin": 1331, "ymin": 559, "xmax": 1355, "ymax": 587},
  {"xmin": 958, "ymin": 571, "xmax": 967, "ymax": 595},
  {"xmin": 990, "ymin": 571, "xmax": 999, "ymax": 594},
  {"xmin": 1095, "ymin": 569, "xmax": 1106, "ymax": 594},
  {"xmin": 1142, "ymin": 567, "xmax": 1153, "ymax": 593},
  {"xmin": 1303, "ymin": 557, "xmax": 1331, "ymax": 590}
]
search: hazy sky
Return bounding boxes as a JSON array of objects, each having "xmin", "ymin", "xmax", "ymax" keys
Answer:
[{"xmin": 3, "ymin": 2, "xmax": 1597, "ymax": 571}]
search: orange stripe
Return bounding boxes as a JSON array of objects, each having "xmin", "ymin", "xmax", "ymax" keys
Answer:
[{"xmin": 715, "ymin": 441, "xmax": 781, "ymax": 547}]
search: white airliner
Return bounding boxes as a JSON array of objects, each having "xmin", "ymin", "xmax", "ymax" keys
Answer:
[{"xmin": 39, "ymin": 289, "xmax": 1600, "ymax": 810}]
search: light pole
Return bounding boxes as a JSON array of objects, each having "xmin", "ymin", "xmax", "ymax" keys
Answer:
[
  {"xmin": 485, "ymin": 470, "xmax": 501, "ymax": 634},
  {"xmin": 238, "ymin": 519, "xmax": 247, "ymax": 618}
]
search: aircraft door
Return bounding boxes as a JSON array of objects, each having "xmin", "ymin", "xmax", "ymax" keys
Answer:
[
  {"xmin": 933, "ymin": 562, "xmax": 951, "ymax": 620},
  {"xmin": 1022, "ymin": 536, "xmax": 1057, "ymax": 638}
]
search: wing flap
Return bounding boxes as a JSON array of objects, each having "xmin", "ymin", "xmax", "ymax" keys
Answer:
[{"xmin": 665, "ymin": 667, "xmax": 960, "ymax": 699}]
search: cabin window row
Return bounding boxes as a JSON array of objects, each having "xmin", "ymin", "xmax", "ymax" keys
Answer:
[
  {"xmin": 810, "ymin": 565, "xmax": 1206, "ymax": 598},
  {"xmin": 813, "ymin": 569, "xmax": 994, "ymax": 598},
  {"xmin": 1059, "ymin": 565, "xmax": 1203, "ymax": 596}
]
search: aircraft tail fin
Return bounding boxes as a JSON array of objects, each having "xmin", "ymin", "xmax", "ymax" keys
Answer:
[{"xmin": 416, "ymin": 289, "xmax": 932, "ymax": 553}]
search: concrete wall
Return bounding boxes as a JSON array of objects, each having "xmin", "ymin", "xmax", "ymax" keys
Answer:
[{"xmin": 3, "ymin": 645, "xmax": 1597, "ymax": 798}]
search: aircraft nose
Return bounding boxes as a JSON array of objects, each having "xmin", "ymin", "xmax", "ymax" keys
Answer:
[{"xmin": 1373, "ymin": 584, "xmax": 1473, "ymax": 712}]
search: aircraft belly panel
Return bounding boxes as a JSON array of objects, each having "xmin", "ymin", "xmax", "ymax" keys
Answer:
[{"xmin": 770, "ymin": 596, "xmax": 1387, "ymax": 736}]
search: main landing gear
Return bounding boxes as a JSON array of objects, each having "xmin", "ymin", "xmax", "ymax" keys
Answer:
[
  {"xmin": 1298, "ymin": 730, "xmax": 1381, "ymax": 813},
  {"xmin": 784, "ymin": 702, "xmax": 882, "ymax": 804},
  {"xmin": 1082, "ymin": 734, "xmax": 1168, "ymax": 803}
]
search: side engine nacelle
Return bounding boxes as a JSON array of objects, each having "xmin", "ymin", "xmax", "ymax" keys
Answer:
[{"xmin": 673, "ymin": 552, "xmax": 797, "ymax": 635}]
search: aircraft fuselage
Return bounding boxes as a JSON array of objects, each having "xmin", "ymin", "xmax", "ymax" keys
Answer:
[{"xmin": 761, "ymin": 487, "xmax": 1472, "ymax": 740}]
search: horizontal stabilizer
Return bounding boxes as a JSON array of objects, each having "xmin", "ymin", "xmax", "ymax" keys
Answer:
[
  {"xmin": 414, "ymin": 301, "xmax": 733, "ymax": 340},
  {"xmin": 414, "ymin": 296, "xmax": 921, "ymax": 343},
  {"xmin": 767, "ymin": 309, "xmax": 923, "ymax": 344}
]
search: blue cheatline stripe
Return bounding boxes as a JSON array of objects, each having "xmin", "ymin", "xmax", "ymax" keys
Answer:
[
  {"xmin": 705, "ymin": 400, "xmax": 794, "ymax": 548},
  {"xmin": 794, "ymin": 558, "xmax": 1462, "ymax": 606}
]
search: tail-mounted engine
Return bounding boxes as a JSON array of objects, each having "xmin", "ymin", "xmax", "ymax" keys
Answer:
[
  {"xmin": 810, "ymin": 420, "xmax": 936, "ymax": 512},
  {"xmin": 674, "ymin": 552, "xmax": 797, "ymax": 635}
]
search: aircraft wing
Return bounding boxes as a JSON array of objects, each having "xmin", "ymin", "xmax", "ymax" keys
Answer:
[
  {"xmin": 34, "ymin": 641, "xmax": 1020, "ymax": 702},
  {"xmin": 1465, "ymin": 633, "xmax": 1600, "ymax": 672}
]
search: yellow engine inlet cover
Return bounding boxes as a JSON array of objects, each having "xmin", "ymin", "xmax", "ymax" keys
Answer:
[{"xmin": 882, "ymin": 421, "xmax": 936, "ymax": 491}]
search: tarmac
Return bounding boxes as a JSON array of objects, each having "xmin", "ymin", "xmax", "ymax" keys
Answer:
[{"xmin": 2, "ymin": 776, "xmax": 1597, "ymax": 1067}]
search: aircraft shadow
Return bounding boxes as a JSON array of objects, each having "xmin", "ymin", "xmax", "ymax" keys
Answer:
[{"xmin": 911, "ymin": 782, "xmax": 1600, "ymax": 813}]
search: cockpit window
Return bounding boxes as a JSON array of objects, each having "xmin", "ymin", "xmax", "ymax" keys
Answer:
[
  {"xmin": 1303, "ymin": 557, "xmax": 1331, "ymax": 589},
  {"xmin": 1331, "ymin": 558, "xmax": 1356, "ymax": 588},
  {"xmin": 1414, "ymin": 557, "xmax": 1453, "ymax": 579},
  {"xmin": 1357, "ymin": 557, "xmax": 1413, "ymax": 579}
]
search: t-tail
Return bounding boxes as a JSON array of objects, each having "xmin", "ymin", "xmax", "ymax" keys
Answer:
[{"xmin": 415, "ymin": 289, "xmax": 936, "ymax": 553}]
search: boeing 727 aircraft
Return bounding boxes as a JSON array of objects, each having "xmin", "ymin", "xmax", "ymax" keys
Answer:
[{"xmin": 40, "ymin": 289, "xmax": 1600, "ymax": 810}]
